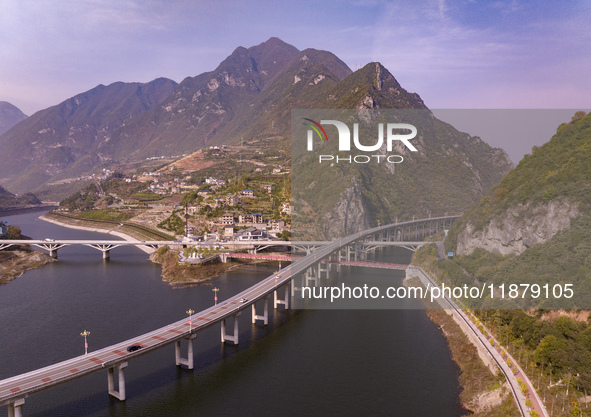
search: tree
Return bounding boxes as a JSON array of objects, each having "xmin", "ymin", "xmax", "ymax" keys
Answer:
[{"xmin": 1, "ymin": 225, "xmax": 22, "ymax": 239}]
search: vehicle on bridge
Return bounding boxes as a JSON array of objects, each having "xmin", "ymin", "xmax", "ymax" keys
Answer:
[{"xmin": 127, "ymin": 345, "xmax": 142, "ymax": 352}]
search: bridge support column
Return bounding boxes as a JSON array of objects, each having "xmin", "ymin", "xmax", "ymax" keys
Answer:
[
  {"xmin": 7, "ymin": 398, "xmax": 25, "ymax": 417},
  {"xmin": 103, "ymin": 250, "xmax": 110, "ymax": 260},
  {"xmin": 220, "ymin": 253, "xmax": 228, "ymax": 263},
  {"xmin": 221, "ymin": 313, "xmax": 240, "ymax": 344},
  {"xmin": 252, "ymin": 296, "xmax": 269, "ymax": 325},
  {"xmin": 319, "ymin": 258, "xmax": 329, "ymax": 279},
  {"xmin": 292, "ymin": 274, "xmax": 303, "ymax": 296},
  {"xmin": 108, "ymin": 362, "xmax": 128, "ymax": 401},
  {"xmin": 49, "ymin": 249, "xmax": 58, "ymax": 259},
  {"xmin": 274, "ymin": 282, "xmax": 290, "ymax": 310},
  {"xmin": 305, "ymin": 266, "xmax": 318, "ymax": 287},
  {"xmin": 175, "ymin": 334, "xmax": 196, "ymax": 369},
  {"xmin": 336, "ymin": 250, "xmax": 343, "ymax": 272}
]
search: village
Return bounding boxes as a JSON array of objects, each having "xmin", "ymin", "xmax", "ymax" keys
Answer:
[{"xmin": 54, "ymin": 145, "xmax": 293, "ymax": 246}]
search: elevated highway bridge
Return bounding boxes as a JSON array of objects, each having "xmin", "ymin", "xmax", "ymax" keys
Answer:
[{"xmin": 0, "ymin": 216, "xmax": 457, "ymax": 416}]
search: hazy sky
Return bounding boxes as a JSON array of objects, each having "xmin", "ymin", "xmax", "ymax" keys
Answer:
[{"xmin": 1, "ymin": 0, "xmax": 590, "ymax": 161}]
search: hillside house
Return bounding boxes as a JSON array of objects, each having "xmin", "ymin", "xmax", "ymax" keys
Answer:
[
  {"xmin": 237, "ymin": 228, "xmax": 267, "ymax": 241},
  {"xmin": 220, "ymin": 213, "xmax": 235, "ymax": 225},
  {"xmin": 226, "ymin": 194, "xmax": 239, "ymax": 206},
  {"xmin": 239, "ymin": 213, "xmax": 253, "ymax": 224}
]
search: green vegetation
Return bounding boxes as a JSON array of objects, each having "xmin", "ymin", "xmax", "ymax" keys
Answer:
[
  {"xmin": 158, "ymin": 211, "xmax": 186, "ymax": 235},
  {"xmin": 413, "ymin": 244, "xmax": 591, "ymax": 415},
  {"xmin": 130, "ymin": 192, "xmax": 164, "ymax": 202},
  {"xmin": 59, "ymin": 185, "xmax": 100, "ymax": 211},
  {"xmin": 77, "ymin": 209, "xmax": 132, "ymax": 222},
  {"xmin": 0, "ymin": 225, "xmax": 22, "ymax": 240},
  {"xmin": 476, "ymin": 309, "xmax": 591, "ymax": 416},
  {"xmin": 278, "ymin": 230, "xmax": 291, "ymax": 240},
  {"xmin": 292, "ymin": 107, "xmax": 512, "ymax": 239},
  {"xmin": 0, "ymin": 185, "xmax": 41, "ymax": 208},
  {"xmin": 447, "ymin": 111, "xmax": 591, "ymax": 248}
]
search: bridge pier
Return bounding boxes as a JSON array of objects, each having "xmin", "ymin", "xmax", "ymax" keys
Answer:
[
  {"xmin": 319, "ymin": 258, "xmax": 330, "ymax": 279},
  {"xmin": 221, "ymin": 313, "xmax": 240, "ymax": 344},
  {"xmin": 274, "ymin": 282, "xmax": 290, "ymax": 309},
  {"xmin": 108, "ymin": 362, "xmax": 128, "ymax": 401},
  {"xmin": 305, "ymin": 266, "xmax": 318, "ymax": 287},
  {"xmin": 337, "ymin": 249, "xmax": 345, "ymax": 272},
  {"xmin": 220, "ymin": 253, "xmax": 228, "ymax": 263},
  {"xmin": 175, "ymin": 334, "xmax": 196, "ymax": 369},
  {"xmin": 7, "ymin": 398, "xmax": 25, "ymax": 417},
  {"xmin": 252, "ymin": 296, "xmax": 269, "ymax": 325}
]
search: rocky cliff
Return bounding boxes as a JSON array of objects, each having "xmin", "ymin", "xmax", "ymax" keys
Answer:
[
  {"xmin": 456, "ymin": 199, "xmax": 580, "ymax": 255},
  {"xmin": 447, "ymin": 111, "xmax": 591, "ymax": 256}
]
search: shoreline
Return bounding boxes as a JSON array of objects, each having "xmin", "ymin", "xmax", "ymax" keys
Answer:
[
  {"xmin": 40, "ymin": 214, "xmax": 154, "ymax": 254},
  {"xmin": 404, "ymin": 270, "xmax": 520, "ymax": 416},
  {"xmin": 39, "ymin": 213, "xmax": 273, "ymax": 285}
]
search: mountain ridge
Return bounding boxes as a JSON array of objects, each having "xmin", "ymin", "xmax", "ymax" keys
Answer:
[{"xmin": 0, "ymin": 101, "xmax": 27, "ymax": 136}]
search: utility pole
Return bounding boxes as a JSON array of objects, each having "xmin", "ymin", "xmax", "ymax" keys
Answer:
[{"xmin": 80, "ymin": 330, "xmax": 90, "ymax": 355}]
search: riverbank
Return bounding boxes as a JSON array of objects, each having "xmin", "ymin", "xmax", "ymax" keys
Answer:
[
  {"xmin": 0, "ymin": 246, "xmax": 56, "ymax": 284},
  {"xmin": 40, "ymin": 212, "xmax": 154, "ymax": 254},
  {"xmin": 404, "ymin": 274, "xmax": 520, "ymax": 416},
  {"xmin": 0, "ymin": 204, "xmax": 57, "ymax": 217},
  {"xmin": 40, "ymin": 212, "xmax": 261, "ymax": 285}
]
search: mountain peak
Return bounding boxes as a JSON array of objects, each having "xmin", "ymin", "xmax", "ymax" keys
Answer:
[{"xmin": 0, "ymin": 101, "xmax": 27, "ymax": 135}]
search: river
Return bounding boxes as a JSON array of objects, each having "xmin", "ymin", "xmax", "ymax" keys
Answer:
[{"xmin": 0, "ymin": 211, "xmax": 465, "ymax": 416}]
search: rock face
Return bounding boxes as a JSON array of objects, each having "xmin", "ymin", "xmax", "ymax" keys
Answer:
[
  {"xmin": 457, "ymin": 199, "xmax": 580, "ymax": 256},
  {"xmin": 321, "ymin": 178, "xmax": 371, "ymax": 239}
]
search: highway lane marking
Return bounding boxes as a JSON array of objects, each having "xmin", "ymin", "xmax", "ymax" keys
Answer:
[
  {"xmin": 152, "ymin": 336, "xmax": 166, "ymax": 341},
  {"xmin": 89, "ymin": 358, "xmax": 104, "ymax": 365},
  {"xmin": 10, "ymin": 387, "xmax": 20, "ymax": 393},
  {"xmin": 112, "ymin": 350, "xmax": 127, "ymax": 356},
  {"xmin": 69, "ymin": 368, "xmax": 79, "ymax": 374},
  {"xmin": 41, "ymin": 377, "xmax": 51, "ymax": 382},
  {"xmin": 168, "ymin": 329, "xmax": 183, "ymax": 334}
]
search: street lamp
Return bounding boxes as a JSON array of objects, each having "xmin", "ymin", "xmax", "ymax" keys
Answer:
[
  {"xmin": 212, "ymin": 287, "xmax": 219, "ymax": 305},
  {"xmin": 186, "ymin": 309, "xmax": 194, "ymax": 332},
  {"xmin": 80, "ymin": 330, "xmax": 90, "ymax": 355}
]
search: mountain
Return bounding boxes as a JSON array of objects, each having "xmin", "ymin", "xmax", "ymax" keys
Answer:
[
  {"xmin": 0, "ymin": 185, "xmax": 41, "ymax": 208},
  {"xmin": 290, "ymin": 62, "xmax": 513, "ymax": 239},
  {"xmin": 441, "ymin": 111, "xmax": 591, "ymax": 308},
  {"xmin": 0, "ymin": 78, "xmax": 177, "ymax": 194},
  {"xmin": 0, "ymin": 37, "xmax": 513, "ymax": 220},
  {"xmin": 446, "ymin": 111, "xmax": 590, "ymax": 256},
  {"xmin": 98, "ymin": 37, "xmax": 302, "ymax": 160},
  {"xmin": 0, "ymin": 102, "xmax": 27, "ymax": 135}
]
